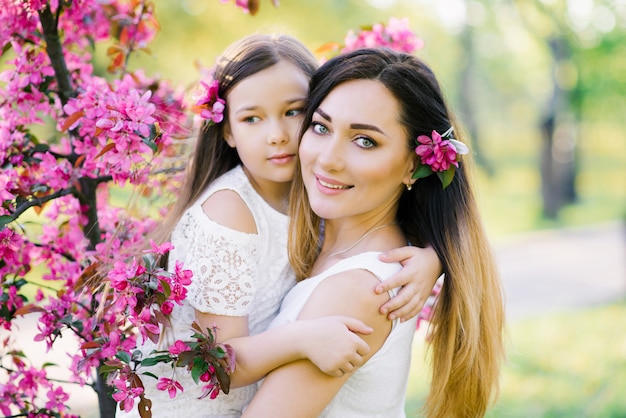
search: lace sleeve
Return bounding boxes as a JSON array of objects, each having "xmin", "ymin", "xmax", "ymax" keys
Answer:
[{"xmin": 183, "ymin": 226, "xmax": 258, "ymax": 317}]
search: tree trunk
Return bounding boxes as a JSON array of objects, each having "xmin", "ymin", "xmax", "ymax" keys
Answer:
[
  {"xmin": 540, "ymin": 37, "xmax": 578, "ymax": 219},
  {"xmin": 40, "ymin": 6, "xmax": 116, "ymax": 416},
  {"xmin": 458, "ymin": 25, "xmax": 494, "ymax": 175}
]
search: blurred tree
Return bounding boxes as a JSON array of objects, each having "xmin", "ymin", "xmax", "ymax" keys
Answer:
[{"xmin": 514, "ymin": 0, "xmax": 625, "ymax": 218}]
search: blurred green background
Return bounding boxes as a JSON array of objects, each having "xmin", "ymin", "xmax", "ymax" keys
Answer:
[
  {"xmin": 97, "ymin": 0, "xmax": 625, "ymax": 416},
  {"xmin": 108, "ymin": 0, "xmax": 626, "ymax": 239}
]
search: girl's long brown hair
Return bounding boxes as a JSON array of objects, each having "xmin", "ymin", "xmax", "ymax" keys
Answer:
[
  {"xmin": 151, "ymin": 33, "xmax": 318, "ymax": 249},
  {"xmin": 289, "ymin": 48, "xmax": 505, "ymax": 418}
]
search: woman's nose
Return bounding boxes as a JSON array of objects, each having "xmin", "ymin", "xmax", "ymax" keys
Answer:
[{"xmin": 317, "ymin": 137, "xmax": 345, "ymax": 172}]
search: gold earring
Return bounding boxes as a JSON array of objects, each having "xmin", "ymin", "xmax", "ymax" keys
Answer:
[{"xmin": 406, "ymin": 183, "xmax": 412, "ymax": 191}]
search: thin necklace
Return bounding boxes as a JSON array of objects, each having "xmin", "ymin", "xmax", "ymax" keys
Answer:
[{"xmin": 326, "ymin": 222, "xmax": 396, "ymax": 259}]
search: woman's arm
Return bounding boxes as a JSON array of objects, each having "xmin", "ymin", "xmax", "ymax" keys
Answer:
[
  {"xmin": 377, "ymin": 245, "xmax": 442, "ymax": 321},
  {"xmin": 242, "ymin": 269, "xmax": 392, "ymax": 417}
]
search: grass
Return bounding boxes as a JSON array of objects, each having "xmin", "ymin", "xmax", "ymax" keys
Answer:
[{"xmin": 405, "ymin": 300, "xmax": 626, "ymax": 417}]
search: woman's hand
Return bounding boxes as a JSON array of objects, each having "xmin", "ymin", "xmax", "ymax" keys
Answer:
[{"xmin": 376, "ymin": 245, "xmax": 442, "ymax": 321}]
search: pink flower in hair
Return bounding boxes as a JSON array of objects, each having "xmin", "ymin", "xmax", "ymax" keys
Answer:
[
  {"xmin": 191, "ymin": 79, "xmax": 225, "ymax": 124},
  {"xmin": 412, "ymin": 127, "xmax": 469, "ymax": 189},
  {"xmin": 415, "ymin": 130, "xmax": 459, "ymax": 172}
]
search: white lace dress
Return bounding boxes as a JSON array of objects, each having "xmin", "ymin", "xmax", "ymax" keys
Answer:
[
  {"xmin": 118, "ymin": 166, "xmax": 295, "ymax": 418},
  {"xmin": 264, "ymin": 252, "xmax": 418, "ymax": 418}
]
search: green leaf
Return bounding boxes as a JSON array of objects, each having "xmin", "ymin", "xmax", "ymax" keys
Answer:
[
  {"xmin": 411, "ymin": 163, "xmax": 433, "ymax": 180},
  {"xmin": 190, "ymin": 357, "xmax": 208, "ymax": 384},
  {"xmin": 214, "ymin": 363, "xmax": 231, "ymax": 394},
  {"xmin": 159, "ymin": 279, "xmax": 171, "ymax": 298},
  {"xmin": 140, "ymin": 354, "xmax": 173, "ymax": 367},
  {"xmin": 437, "ymin": 166, "xmax": 456, "ymax": 189},
  {"xmin": 141, "ymin": 371, "xmax": 159, "ymax": 380},
  {"xmin": 32, "ymin": 143, "xmax": 50, "ymax": 153},
  {"xmin": 0, "ymin": 215, "xmax": 14, "ymax": 228},
  {"xmin": 176, "ymin": 351, "xmax": 195, "ymax": 367},
  {"xmin": 116, "ymin": 351, "xmax": 131, "ymax": 364},
  {"xmin": 142, "ymin": 136, "xmax": 158, "ymax": 153},
  {"xmin": 99, "ymin": 364, "xmax": 121, "ymax": 374}
]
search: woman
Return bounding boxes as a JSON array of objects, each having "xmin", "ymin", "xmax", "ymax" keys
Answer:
[{"xmin": 242, "ymin": 48, "xmax": 505, "ymax": 418}]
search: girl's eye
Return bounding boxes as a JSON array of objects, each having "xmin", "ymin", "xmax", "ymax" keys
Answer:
[
  {"xmin": 243, "ymin": 116, "xmax": 260, "ymax": 124},
  {"xmin": 354, "ymin": 136, "xmax": 376, "ymax": 148},
  {"xmin": 286, "ymin": 109, "xmax": 303, "ymax": 117},
  {"xmin": 311, "ymin": 121, "xmax": 329, "ymax": 135}
]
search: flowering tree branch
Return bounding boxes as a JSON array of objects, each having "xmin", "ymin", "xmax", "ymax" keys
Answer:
[{"xmin": 38, "ymin": 5, "xmax": 74, "ymax": 104}]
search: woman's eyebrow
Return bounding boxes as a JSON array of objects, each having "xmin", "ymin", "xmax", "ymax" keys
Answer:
[
  {"xmin": 350, "ymin": 123, "xmax": 383, "ymax": 133},
  {"xmin": 315, "ymin": 108, "xmax": 331, "ymax": 121},
  {"xmin": 315, "ymin": 108, "xmax": 384, "ymax": 134}
]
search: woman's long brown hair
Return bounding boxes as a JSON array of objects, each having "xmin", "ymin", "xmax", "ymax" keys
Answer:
[{"xmin": 289, "ymin": 48, "xmax": 505, "ymax": 418}]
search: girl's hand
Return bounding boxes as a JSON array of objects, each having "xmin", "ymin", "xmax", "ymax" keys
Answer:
[
  {"xmin": 299, "ymin": 316, "xmax": 372, "ymax": 377},
  {"xmin": 376, "ymin": 245, "xmax": 442, "ymax": 322}
]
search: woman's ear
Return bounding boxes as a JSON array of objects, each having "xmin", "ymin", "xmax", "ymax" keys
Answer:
[
  {"xmin": 223, "ymin": 122, "xmax": 236, "ymax": 148},
  {"xmin": 403, "ymin": 153, "xmax": 418, "ymax": 187}
]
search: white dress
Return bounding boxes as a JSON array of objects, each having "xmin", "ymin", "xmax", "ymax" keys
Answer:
[
  {"xmin": 118, "ymin": 166, "xmax": 295, "ymax": 418},
  {"xmin": 265, "ymin": 252, "xmax": 418, "ymax": 418}
]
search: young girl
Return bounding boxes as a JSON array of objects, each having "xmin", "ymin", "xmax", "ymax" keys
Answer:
[
  {"xmin": 242, "ymin": 48, "xmax": 505, "ymax": 417},
  {"xmin": 119, "ymin": 35, "xmax": 441, "ymax": 417}
]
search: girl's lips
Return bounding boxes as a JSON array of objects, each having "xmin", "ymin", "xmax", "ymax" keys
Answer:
[{"xmin": 268, "ymin": 154, "xmax": 295, "ymax": 164}]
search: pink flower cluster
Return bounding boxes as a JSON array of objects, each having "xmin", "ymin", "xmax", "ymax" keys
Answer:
[
  {"xmin": 343, "ymin": 17, "xmax": 425, "ymax": 55},
  {"xmin": 191, "ymin": 79, "xmax": 225, "ymax": 124},
  {"xmin": 0, "ymin": 1, "xmax": 191, "ymax": 416},
  {"xmin": 0, "ymin": 360, "xmax": 78, "ymax": 418},
  {"xmin": 413, "ymin": 128, "xmax": 469, "ymax": 189},
  {"xmin": 415, "ymin": 130, "xmax": 462, "ymax": 172}
]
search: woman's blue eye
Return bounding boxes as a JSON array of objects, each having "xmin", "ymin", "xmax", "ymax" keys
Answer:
[
  {"xmin": 311, "ymin": 121, "xmax": 329, "ymax": 135},
  {"xmin": 354, "ymin": 136, "xmax": 375, "ymax": 148},
  {"xmin": 286, "ymin": 109, "xmax": 303, "ymax": 117}
]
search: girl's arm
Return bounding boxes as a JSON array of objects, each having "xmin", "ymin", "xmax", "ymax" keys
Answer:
[
  {"xmin": 242, "ymin": 269, "xmax": 391, "ymax": 417},
  {"xmin": 377, "ymin": 245, "xmax": 442, "ymax": 321},
  {"xmin": 194, "ymin": 191, "xmax": 372, "ymax": 388},
  {"xmin": 224, "ymin": 315, "xmax": 372, "ymax": 387}
]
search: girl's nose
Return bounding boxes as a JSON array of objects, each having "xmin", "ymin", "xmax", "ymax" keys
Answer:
[{"xmin": 267, "ymin": 121, "xmax": 289, "ymax": 145}]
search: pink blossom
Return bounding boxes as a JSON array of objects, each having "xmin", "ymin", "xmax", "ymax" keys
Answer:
[
  {"xmin": 45, "ymin": 386, "xmax": 69, "ymax": 411},
  {"xmin": 112, "ymin": 379, "xmax": 144, "ymax": 412},
  {"xmin": 129, "ymin": 308, "xmax": 161, "ymax": 343},
  {"xmin": 343, "ymin": 17, "xmax": 424, "ymax": 55},
  {"xmin": 156, "ymin": 377, "xmax": 184, "ymax": 399},
  {"xmin": 168, "ymin": 340, "xmax": 191, "ymax": 355},
  {"xmin": 415, "ymin": 130, "xmax": 460, "ymax": 172},
  {"xmin": 0, "ymin": 228, "xmax": 22, "ymax": 265},
  {"xmin": 192, "ymin": 79, "xmax": 225, "ymax": 124},
  {"xmin": 0, "ymin": 173, "xmax": 16, "ymax": 201},
  {"xmin": 200, "ymin": 382, "xmax": 221, "ymax": 400},
  {"xmin": 145, "ymin": 239, "xmax": 174, "ymax": 256},
  {"xmin": 173, "ymin": 260, "xmax": 193, "ymax": 286}
]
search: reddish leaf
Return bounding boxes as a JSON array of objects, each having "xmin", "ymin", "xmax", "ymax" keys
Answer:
[
  {"xmin": 80, "ymin": 341, "xmax": 101, "ymax": 350},
  {"xmin": 138, "ymin": 395, "xmax": 152, "ymax": 418},
  {"xmin": 32, "ymin": 203, "xmax": 46, "ymax": 215},
  {"xmin": 14, "ymin": 304, "xmax": 46, "ymax": 316},
  {"xmin": 74, "ymin": 262, "xmax": 101, "ymax": 291},
  {"xmin": 107, "ymin": 45, "xmax": 122, "ymax": 56},
  {"xmin": 315, "ymin": 42, "xmax": 341, "ymax": 54},
  {"xmin": 94, "ymin": 142, "xmax": 117, "ymax": 159},
  {"xmin": 73, "ymin": 154, "xmax": 85, "ymax": 168},
  {"xmin": 61, "ymin": 110, "xmax": 85, "ymax": 132}
]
